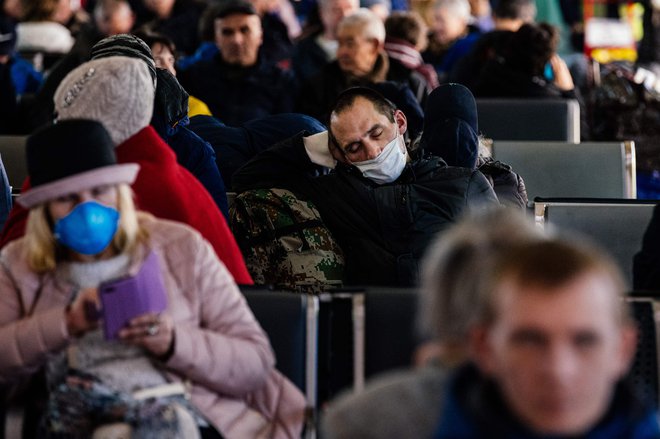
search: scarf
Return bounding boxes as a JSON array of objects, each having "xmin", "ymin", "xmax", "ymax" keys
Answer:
[{"xmin": 385, "ymin": 37, "xmax": 439, "ymax": 91}]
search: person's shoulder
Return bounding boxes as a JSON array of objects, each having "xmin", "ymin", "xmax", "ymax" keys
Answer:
[
  {"xmin": 412, "ymin": 156, "xmax": 470, "ymax": 177},
  {"xmin": 184, "ymin": 55, "xmax": 221, "ymax": 75},
  {"xmin": 412, "ymin": 158, "xmax": 495, "ymax": 192},
  {"xmin": 0, "ymin": 237, "xmax": 28, "ymax": 266},
  {"xmin": 325, "ymin": 60, "xmax": 342, "ymax": 74},
  {"xmin": 0, "ymin": 237, "xmax": 41, "ymax": 285},
  {"xmin": 464, "ymin": 31, "xmax": 482, "ymax": 43},
  {"xmin": 140, "ymin": 215, "xmax": 204, "ymax": 249},
  {"xmin": 353, "ymin": 366, "xmax": 447, "ymax": 399},
  {"xmin": 294, "ymin": 32, "xmax": 322, "ymax": 51},
  {"xmin": 306, "ymin": 60, "xmax": 341, "ymax": 81},
  {"xmin": 322, "ymin": 367, "xmax": 447, "ymax": 439},
  {"xmin": 408, "ymin": 69, "xmax": 429, "ymax": 88},
  {"xmin": 262, "ymin": 11, "xmax": 289, "ymax": 33},
  {"xmin": 262, "ymin": 129, "xmax": 308, "ymax": 154},
  {"xmin": 385, "ymin": 57, "xmax": 408, "ymax": 78}
]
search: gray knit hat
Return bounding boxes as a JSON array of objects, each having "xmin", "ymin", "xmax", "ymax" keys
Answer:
[
  {"xmin": 90, "ymin": 34, "xmax": 157, "ymax": 89},
  {"xmin": 54, "ymin": 57, "xmax": 155, "ymax": 145}
]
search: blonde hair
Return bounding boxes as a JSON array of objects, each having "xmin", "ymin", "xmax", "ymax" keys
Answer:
[
  {"xmin": 481, "ymin": 238, "xmax": 632, "ymax": 327},
  {"xmin": 418, "ymin": 208, "xmax": 545, "ymax": 342},
  {"xmin": 24, "ymin": 184, "xmax": 149, "ymax": 273}
]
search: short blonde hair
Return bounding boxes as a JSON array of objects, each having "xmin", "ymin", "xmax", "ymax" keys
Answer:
[
  {"xmin": 24, "ymin": 184, "xmax": 149, "ymax": 273},
  {"xmin": 418, "ymin": 208, "xmax": 545, "ymax": 342},
  {"xmin": 481, "ymin": 238, "xmax": 631, "ymax": 327}
]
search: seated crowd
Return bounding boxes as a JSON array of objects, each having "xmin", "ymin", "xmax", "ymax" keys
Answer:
[{"xmin": 1, "ymin": 0, "xmax": 660, "ymax": 437}]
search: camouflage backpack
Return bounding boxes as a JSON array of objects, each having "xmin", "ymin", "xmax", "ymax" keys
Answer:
[{"xmin": 230, "ymin": 188, "xmax": 345, "ymax": 291}]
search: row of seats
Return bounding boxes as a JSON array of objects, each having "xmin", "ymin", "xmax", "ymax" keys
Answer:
[
  {"xmin": 493, "ymin": 140, "xmax": 636, "ymax": 201},
  {"xmin": 0, "ymin": 138, "xmax": 636, "ymax": 201},
  {"xmin": 535, "ymin": 199, "xmax": 656, "ymax": 284},
  {"xmin": 477, "ymin": 98, "xmax": 581, "ymax": 143},
  {"xmin": 240, "ymin": 286, "xmax": 418, "ymax": 433},
  {"xmin": 241, "ymin": 286, "xmax": 660, "ymax": 437},
  {"xmin": 242, "ymin": 195, "xmax": 660, "ymax": 404}
]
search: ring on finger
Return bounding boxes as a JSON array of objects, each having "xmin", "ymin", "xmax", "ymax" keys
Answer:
[{"xmin": 146, "ymin": 323, "xmax": 159, "ymax": 336}]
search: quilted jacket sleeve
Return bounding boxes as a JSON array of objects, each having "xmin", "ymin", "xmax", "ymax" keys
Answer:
[
  {"xmin": 164, "ymin": 229, "xmax": 275, "ymax": 396},
  {"xmin": 0, "ymin": 254, "xmax": 70, "ymax": 384}
]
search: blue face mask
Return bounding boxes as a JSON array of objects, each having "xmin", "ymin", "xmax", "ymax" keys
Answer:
[{"xmin": 53, "ymin": 201, "xmax": 120, "ymax": 255}]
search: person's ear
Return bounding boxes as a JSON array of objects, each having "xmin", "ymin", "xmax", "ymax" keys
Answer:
[
  {"xmin": 615, "ymin": 323, "xmax": 638, "ymax": 378},
  {"xmin": 470, "ymin": 325, "xmax": 496, "ymax": 375},
  {"xmin": 394, "ymin": 109, "xmax": 407, "ymax": 136},
  {"xmin": 328, "ymin": 133, "xmax": 350, "ymax": 164},
  {"xmin": 370, "ymin": 37, "xmax": 382, "ymax": 54}
]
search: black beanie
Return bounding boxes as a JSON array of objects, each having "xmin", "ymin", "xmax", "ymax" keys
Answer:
[{"xmin": 91, "ymin": 34, "xmax": 157, "ymax": 88}]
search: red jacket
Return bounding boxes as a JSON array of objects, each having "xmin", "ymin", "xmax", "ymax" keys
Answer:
[{"xmin": 0, "ymin": 126, "xmax": 253, "ymax": 285}]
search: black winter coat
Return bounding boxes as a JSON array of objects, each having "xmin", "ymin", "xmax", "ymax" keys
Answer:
[
  {"xmin": 291, "ymin": 32, "xmax": 332, "ymax": 83},
  {"xmin": 233, "ymin": 132, "xmax": 499, "ymax": 286},
  {"xmin": 296, "ymin": 59, "xmax": 426, "ymax": 123},
  {"xmin": 179, "ymin": 54, "xmax": 295, "ymax": 126}
]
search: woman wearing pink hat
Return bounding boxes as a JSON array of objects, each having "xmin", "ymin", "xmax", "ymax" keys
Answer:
[{"xmin": 0, "ymin": 119, "xmax": 305, "ymax": 438}]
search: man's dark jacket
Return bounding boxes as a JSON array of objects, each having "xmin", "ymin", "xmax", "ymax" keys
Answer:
[
  {"xmin": 179, "ymin": 53, "xmax": 295, "ymax": 126},
  {"xmin": 232, "ymin": 132, "xmax": 498, "ymax": 286},
  {"xmin": 296, "ymin": 58, "xmax": 427, "ymax": 123},
  {"xmin": 435, "ymin": 364, "xmax": 660, "ymax": 439},
  {"xmin": 291, "ymin": 31, "xmax": 332, "ymax": 83}
]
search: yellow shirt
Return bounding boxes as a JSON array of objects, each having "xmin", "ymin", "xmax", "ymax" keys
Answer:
[{"xmin": 188, "ymin": 95, "xmax": 212, "ymax": 118}]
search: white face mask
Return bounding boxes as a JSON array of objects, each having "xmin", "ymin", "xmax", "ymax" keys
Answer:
[{"xmin": 353, "ymin": 133, "xmax": 407, "ymax": 184}]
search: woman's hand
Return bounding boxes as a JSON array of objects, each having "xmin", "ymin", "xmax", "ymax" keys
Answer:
[
  {"xmin": 550, "ymin": 54, "xmax": 575, "ymax": 91},
  {"xmin": 65, "ymin": 287, "xmax": 100, "ymax": 337},
  {"xmin": 118, "ymin": 312, "xmax": 175, "ymax": 359}
]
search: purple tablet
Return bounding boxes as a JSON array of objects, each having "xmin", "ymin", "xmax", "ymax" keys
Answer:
[{"xmin": 99, "ymin": 251, "xmax": 168, "ymax": 340}]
